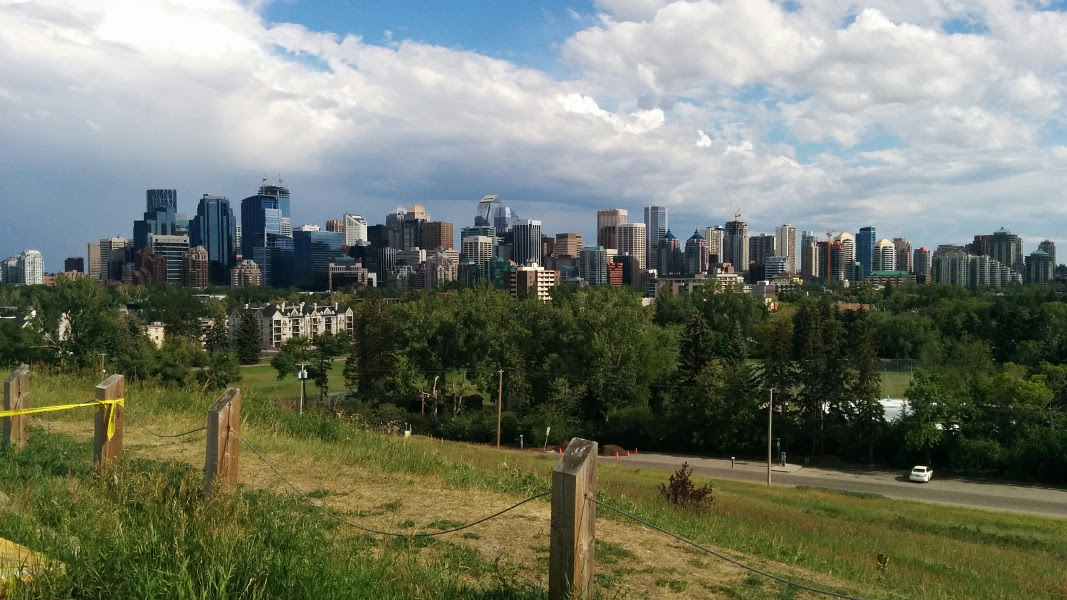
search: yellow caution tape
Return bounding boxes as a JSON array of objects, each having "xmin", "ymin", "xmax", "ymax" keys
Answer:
[{"xmin": 0, "ymin": 399, "xmax": 124, "ymax": 441}]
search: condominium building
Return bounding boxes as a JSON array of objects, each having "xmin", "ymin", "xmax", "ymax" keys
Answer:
[
  {"xmin": 856, "ymin": 226, "xmax": 876, "ymax": 279},
  {"xmin": 835, "ymin": 232, "xmax": 856, "ymax": 280},
  {"xmin": 579, "ymin": 245, "xmax": 609, "ymax": 285},
  {"xmin": 702, "ymin": 226, "xmax": 724, "ymax": 263},
  {"xmin": 893, "ymin": 238, "xmax": 913, "ymax": 273},
  {"xmin": 913, "ymin": 247, "xmax": 931, "ymax": 277},
  {"xmin": 685, "ymin": 230, "xmax": 708, "ymax": 275},
  {"xmin": 722, "ymin": 220, "xmax": 748, "ymax": 271},
  {"xmin": 873, "ymin": 238, "xmax": 896, "ymax": 272},
  {"xmin": 0, "ymin": 250, "xmax": 44, "ymax": 285},
  {"xmin": 230, "ymin": 259, "xmax": 263, "ymax": 287},
  {"xmin": 800, "ymin": 231, "xmax": 818, "ymax": 281},
  {"xmin": 1025, "ymin": 250, "xmax": 1055, "ymax": 284},
  {"xmin": 1038, "ymin": 239, "xmax": 1056, "ymax": 266},
  {"xmin": 748, "ymin": 234, "xmax": 776, "ymax": 271},
  {"xmin": 183, "ymin": 246, "xmax": 210, "ymax": 288},
  {"xmin": 774, "ymin": 224, "xmax": 797, "ymax": 273},
  {"xmin": 228, "ymin": 302, "xmax": 354, "ymax": 348},
  {"xmin": 506, "ymin": 264, "xmax": 558, "ymax": 302}
]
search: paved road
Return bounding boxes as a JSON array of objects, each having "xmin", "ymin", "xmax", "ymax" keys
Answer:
[{"xmin": 600, "ymin": 452, "xmax": 1067, "ymax": 518}]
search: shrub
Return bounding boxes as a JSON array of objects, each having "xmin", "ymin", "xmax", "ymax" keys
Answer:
[{"xmin": 659, "ymin": 462, "xmax": 713, "ymax": 510}]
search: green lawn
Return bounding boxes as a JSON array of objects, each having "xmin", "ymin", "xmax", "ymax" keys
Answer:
[
  {"xmin": 241, "ymin": 359, "xmax": 349, "ymax": 398},
  {"xmin": 11, "ymin": 374, "xmax": 1067, "ymax": 600}
]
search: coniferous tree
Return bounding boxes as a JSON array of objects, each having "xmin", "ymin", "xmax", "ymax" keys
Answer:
[
  {"xmin": 849, "ymin": 317, "xmax": 885, "ymax": 464},
  {"xmin": 679, "ymin": 313, "xmax": 714, "ymax": 384},
  {"xmin": 235, "ymin": 310, "xmax": 262, "ymax": 365},
  {"xmin": 204, "ymin": 312, "xmax": 230, "ymax": 352},
  {"xmin": 342, "ymin": 341, "xmax": 360, "ymax": 397}
]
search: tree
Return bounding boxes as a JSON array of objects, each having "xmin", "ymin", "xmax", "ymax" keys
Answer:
[
  {"xmin": 900, "ymin": 369, "xmax": 946, "ymax": 465},
  {"xmin": 272, "ymin": 336, "xmax": 312, "ymax": 380},
  {"xmin": 204, "ymin": 312, "xmax": 230, "ymax": 353},
  {"xmin": 849, "ymin": 318, "xmax": 885, "ymax": 464},
  {"xmin": 155, "ymin": 336, "xmax": 205, "ymax": 388},
  {"xmin": 309, "ymin": 333, "xmax": 349, "ymax": 405},
  {"xmin": 197, "ymin": 350, "xmax": 242, "ymax": 392},
  {"xmin": 111, "ymin": 315, "xmax": 158, "ymax": 381},
  {"xmin": 759, "ymin": 317, "xmax": 796, "ymax": 449},
  {"xmin": 141, "ymin": 284, "xmax": 208, "ymax": 340},
  {"xmin": 678, "ymin": 313, "xmax": 714, "ymax": 385},
  {"xmin": 342, "ymin": 341, "xmax": 359, "ymax": 397},
  {"xmin": 31, "ymin": 275, "xmax": 122, "ymax": 368},
  {"xmin": 235, "ymin": 310, "xmax": 262, "ymax": 365}
]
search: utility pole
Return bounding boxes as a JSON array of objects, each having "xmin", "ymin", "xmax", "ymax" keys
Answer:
[
  {"xmin": 767, "ymin": 388, "xmax": 774, "ymax": 487},
  {"xmin": 496, "ymin": 369, "xmax": 503, "ymax": 448},
  {"xmin": 297, "ymin": 361, "xmax": 308, "ymax": 414},
  {"xmin": 99, "ymin": 352, "xmax": 107, "ymax": 377}
]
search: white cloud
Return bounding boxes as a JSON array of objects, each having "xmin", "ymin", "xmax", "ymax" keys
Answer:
[{"xmin": 1, "ymin": 0, "xmax": 1066, "ymax": 267}]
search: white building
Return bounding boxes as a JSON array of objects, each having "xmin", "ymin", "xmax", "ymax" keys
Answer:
[
  {"xmin": 343, "ymin": 214, "xmax": 368, "ymax": 247},
  {"xmin": 775, "ymin": 224, "xmax": 797, "ymax": 273},
  {"xmin": 461, "ymin": 235, "xmax": 494, "ymax": 279},
  {"xmin": 615, "ymin": 223, "xmax": 647, "ymax": 269},
  {"xmin": 874, "ymin": 238, "xmax": 897, "ymax": 272},
  {"xmin": 228, "ymin": 302, "xmax": 355, "ymax": 349},
  {"xmin": 1, "ymin": 250, "xmax": 44, "ymax": 285}
]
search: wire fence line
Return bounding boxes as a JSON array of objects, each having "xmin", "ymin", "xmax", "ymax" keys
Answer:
[
  {"xmin": 121, "ymin": 406, "xmax": 208, "ymax": 438},
  {"xmin": 589, "ymin": 496, "xmax": 865, "ymax": 600},
  {"xmin": 232, "ymin": 428, "xmax": 550, "ymax": 537}
]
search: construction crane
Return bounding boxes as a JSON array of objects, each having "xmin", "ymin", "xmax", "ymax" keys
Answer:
[
  {"xmin": 825, "ymin": 230, "xmax": 835, "ymax": 283},
  {"xmin": 722, "ymin": 181, "xmax": 741, "ymax": 220}
]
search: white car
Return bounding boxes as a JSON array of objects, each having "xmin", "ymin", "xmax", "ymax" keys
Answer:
[{"xmin": 910, "ymin": 466, "xmax": 933, "ymax": 483}]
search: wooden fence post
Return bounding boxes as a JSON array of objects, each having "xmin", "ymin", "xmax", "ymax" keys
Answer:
[
  {"xmin": 550, "ymin": 438, "xmax": 598, "ymax": 600},
  {"xmin": 93, "ymin": 374, "xmax": 124, "ymax": 465},
  {"xmin": 3, "ymin": 364, "xmax": 30, "ymax": 451},
  {"xmin": 204, "ymin": 388, "xmax": 241, "ymax": 500}
]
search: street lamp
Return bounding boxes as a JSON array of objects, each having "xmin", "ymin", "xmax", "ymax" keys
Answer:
[{"xmin": 297, "ymin": 362, "xmax": 308, "ymax": 414}]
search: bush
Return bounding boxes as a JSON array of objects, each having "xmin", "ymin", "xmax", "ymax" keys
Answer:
[
  {"xmin": 949, "ymin": 437, "xmax": 1003, "ymax": 475},
  {"xmin": 660, "ymin": 462, "xmax": 713, "ymax": 510}
]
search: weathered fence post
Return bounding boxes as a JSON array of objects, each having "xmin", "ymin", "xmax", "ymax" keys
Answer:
[
  {"xmin": 3, "ymin": 364, "xmax": 30, "ymax": 451},
  {"xmin": 93, "ymin": 374, "xmax": 124, "ymax": 465},
  {"xmin": 550, "ymin": 438, "xmax": 598, "ymax": 600},
  {"xmin": 204, "ymin": 388, "xmax": 241, "ymax": 499}
]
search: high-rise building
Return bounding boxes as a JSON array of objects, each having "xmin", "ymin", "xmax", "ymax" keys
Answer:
[
  {"xmin": 240, "ymin": 192, "xmax": 282, "ymax": 259},
  {"xmin": 597, "ymin": 209, "xmax": 628, "ymax": 249},
  {"xmin": 765, "ymin": 256, "xmax": 789, "ymax": 279},
  {"xmin": 475, "ymin": 195, "xmax": 518, "ymax": 237},
  {"xmin": 343, "ymin": 214, "xmax": 368, "ymax": 247},
  {"xmin": 800, "ymin": 231, "xmax": 818, "ymax": 281},
  {"xmin": 325, "ymin": 219, "xmax": 343, "ymax": 233},
  {"xmin": 988, "ymin": 227, "xmax": 1024, "ymax": 272},
  {"xmin": 913, "ymin": 247, "xmax": 932, "ymax": 277},
  {"xmin": 1025, "ymin": 250, "xmax": 1055, "ymax": 284},
  {"xmin": 873, "ymin": 238, "xmax": 897, "ymax": 272},
  {"xmin": 643, "ymin": 206, "xmax": 667, "ymax": 273},
  {"xmin": 148, "ymin": 234, "xmax": 190, "ymax": 284},
  {"xmin": 294, "ymin": 230, "xmax": 345, "ymax": 290},
  {"xmin": 579, "ymin": 246, "xmax": 609, "ymax": 285},
  {"xmin": 234, "ymin": 226, "xmax": 242, "ymax": 258},
  {"xmin": 774, "ymin": 224, "xmax": 797, "ymax": 273},
  {"xmin": 0, "ymin": 251, "xmax": 44, "ymax": 285},
  {"xmin": 615, "ymin": 223, "xmax": 647, "ymax": 269},
  {"xmin": 423, "ymin": 221, "xmax": 454, "ymax": 251},
  {"xmin": 461, "ymin": 235, "xmax": 494, "ymax": 280},
  {"xmin": 505, "ymin": 264, "xmax": 558, "ymax": 302},
  {"xmin": 685, "ymin": 230, "xmax": 708, "ymax": 275},
  {"xmin": 183, "ymin": 246, "xmax": 210, "ymax": 288},
  {"xmin": 893, "ymin": 238, "xmax": 913, "ymax": 273},
  {"xmin": 99, "ymin": 237, "xmax": 130, "ymax": 281},
  {"xmin": 835, "ymin": 232, "xmax": 856, "ymax": 280},
  {"xmin": 1038, "ymin": 239, "xmax": 1057, "ymax": 266},
  {"xmin": 190, "ymin": 194, "xmax": 237, "ymax": 285},
  {"xmin": 87, "ymin": 242, "xmax": 102, "ymax": 280},
  {"xmin": 856, "ymin": 226, "xmax": 876, "ymax": 279},
  {"xmin": 134, "ymin": 189, "xmax": 179, "ymax": 252},
  {"xmin": 422, "ymin": 252, "xmax": 459, "ymax": 289},
  {"xmin": 554, "ymin": 233, "xmax": 584, "ymax": 258},
  {"xmin": 511, "ymin": 219, "xmax": 542, "ymax": 266},
  {"xmin": 722, "ymin": 220, "xmax": 748, "ymax": 270},
  {"xmin": 817, "ymin": 241, "xmax": 846, "ymax": 284},
  {"xmin": 658, "ymin": 231, "xmax": 684, "ymax": 276},
  {"xmin": 64, "ymin": 257, "xmax": 84, "ymax": 273},
  {"xmin": 748, "ymin": 234, "xmax": 776, "ymax": 271},
  {"xmin": 125, "ymin": 247, "xmax": 167, "ymax": 285},
  {"xmin": 230, "ymin": 260, "xmax": 263, "ymax": 287},
  {"xmin": 258, "ymin": 181, "xmax": 291, "ymax": 222},
  {"xmin": 702, "ymin": 226, "xmax": 724, "ymax": 263}
]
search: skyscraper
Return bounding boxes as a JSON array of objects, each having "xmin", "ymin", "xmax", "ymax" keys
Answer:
[
  {"xmin": 702, "ymin": 226, "xmax": 724, "ymax": 263},
  {"xmin": 343, "ymin": 214, "xmax": 368, "ymax": 247},
  {"xmin": 461, "ymin": 235, "xmax": 494, "ymax": 280},
  {"xmin": 722, "ymin": 220, "xmax": 748, "ymax": 270},
  {"xmin": 190, "ymin": 194, "xmax": 236, "ymax": 285},
  {"xmin": 554, "ymin": 233, "xmax": 583, "ymax": 258},
  {"xmin": 134, "ymin": 189, "xmax": 179, "ymax": 252},
  {"xmin": 893, "ymin": 238, "xmax": 913, "ymax": 273},
  {"xmin": 511, "ymin": 219, "xmax": 542, "ymax": 266},
  {"xmin": 1038, "ymin": 239, "xmax": 1057, "ymax": 266},
  {"xmin": 148, "ymin": 234, "xmax": 190, "ymax": 284},
  {"xmin": 988, "ymin": 227, "xmax": 1024, "ymax": 272},
  {"xmin": 475, "ymin": 195, "xmax": 518, "ymax": 237},
  {"xmin": 685, "ymin": 230, "xmax": 708, "ymax": 275},
  {"xmin": 658, "ymin": 231, "xmax": 684, "ymax": 276},
  {"xmin": 1025, "ymin": 250, "xmax": 1055, "ymax": 284},
  {"xmin": 856, "ymin": 226, "xmax": 876, "ymax": 279},
  {"xmin": 774, "ymin": 224, "xmax": 797, "ymax": 273},
  {"xmin": 643, "ymin": 206, "xmax": 667, "ymax": 274},
  {"xmin": 294, "ymin": 230, "xmax": 345, "ymax": 290},
  {"xmin": 423, "ymin": 221, "xmax": 454, "ymax": 251},
  {"xmin": 87, "ymin": 242, "xmax": 101, "ymax": 280},
  {"xmin": 615, "ymin": 223, "xmax": 647, "ymax": 269},
  {"xmin": 579, "ymin": 246, "xmax": 609, "ymax": 285},
  {"xmin": 835, "ymin": 232, "xmax": 856, "ymax": 280},
  {"xmin": 0, "ymin": 251, "xmax": 44, "ymax": 285},
  {"xmin": 183, "ymin": 246, "xmax": 210, "ymax": 289},
  {"xmin": 913, "ymin": 247, "xmax": 932, "ymax": 277},
  {"xmin": 64, "ymin": 257, "xmax": 84, "ymax": 273},
  {"xmin": 596, "ymin": 209, "xmax": 628, "ymax": 249},
  {"xmin": 99, "ymin": 237, "xmax": 130, "ymax": 281},
  {"xmin": 800, "ymin": 231, "xmax": 818, "ymax": 281},
  {"xmin": 817, "ymin": 241, "xmax": 846, "ymax": 284},
  {"xmin": 748, "ymin": 234, "xmax": 776, "ymax": 271},
  {"xmin": 873, "ymin": 238, "xmax": 897, "ymax": 271}
]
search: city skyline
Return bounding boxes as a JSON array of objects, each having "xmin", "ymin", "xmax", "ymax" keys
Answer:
[{"xmin": 4, "ymin": 1, "xmax": 1067, "ymax": 268}]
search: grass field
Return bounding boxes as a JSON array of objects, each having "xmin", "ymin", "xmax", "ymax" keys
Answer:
[
  {"xmin": 240, "ymin": 359, "xmax": 348, "ymax": 399},
  {"xmin": 3, "ymin": 374, "xmax": 1066, "ymax": 599}
]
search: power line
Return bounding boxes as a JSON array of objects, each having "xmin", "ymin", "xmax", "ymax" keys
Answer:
[
  {"xmin": 232, "ymin": 428, "xmax": 549, "ymax": 537},
  {"xmin": 590, "ymin": 496, "xmax": 866, "ymax": 600},
  {"xmin": 121, "ymin": 406, "xmax": 208, "ymax": 438}
]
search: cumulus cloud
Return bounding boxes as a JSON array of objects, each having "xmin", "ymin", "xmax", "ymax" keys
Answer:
[{"xmin": 0, "ymin": 0, "xmax": 1065, "ymax": 267}]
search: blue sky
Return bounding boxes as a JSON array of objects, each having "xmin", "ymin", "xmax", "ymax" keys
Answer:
[{"xmin": 2, "ymin": 0, "xmax": 1067, "ymax": 270}]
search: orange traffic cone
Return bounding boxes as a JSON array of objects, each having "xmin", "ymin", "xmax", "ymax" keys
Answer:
[
  {"xmin": 615, "ymin": 451, "xmax": 619, "ymax": 458},
  {"xmin": 626, "ymin": 450, "xmax": 630, "ymax": 456}
]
